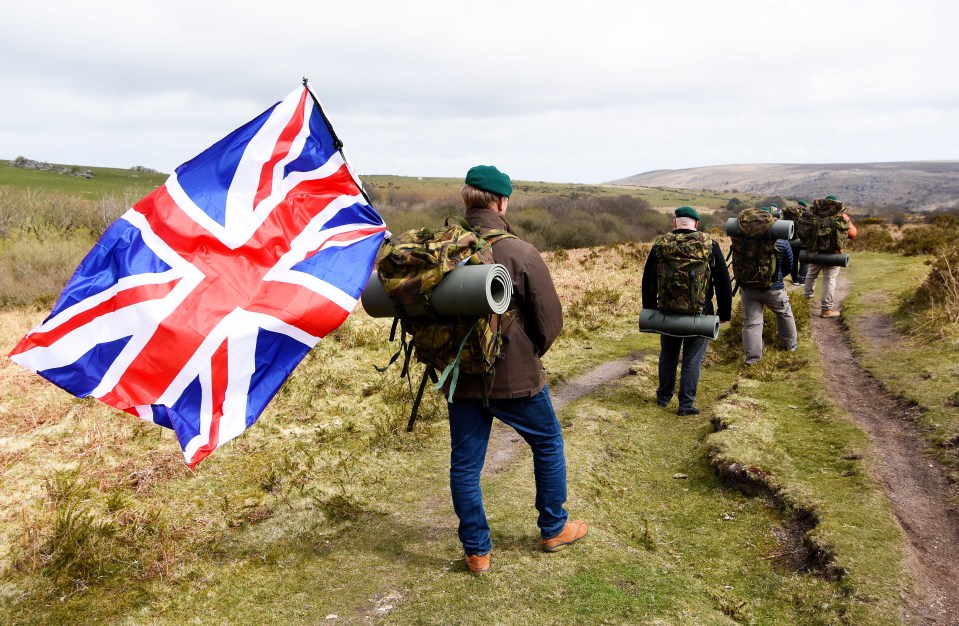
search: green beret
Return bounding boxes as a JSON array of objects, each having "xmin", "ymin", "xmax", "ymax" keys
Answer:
[
  {"xmin": 760, "ymin": 206, "xmax": 772, "ymax": 213},
  {"xmin": 797, "ymin": 200, "xmax": 808, "ymax": 207},
  {"xmin": 674, "ymin": 206, "xmax": 700, "ymax": 221},
  {"xmin": 825, "ymin": 195, "xmax": 840, "ymax": 202},
  {"xmin": 465, "ymin": 165, "xmax": 512, "ymax": 197}
]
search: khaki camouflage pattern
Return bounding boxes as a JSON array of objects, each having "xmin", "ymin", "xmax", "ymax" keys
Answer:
[
  {"xmin": 781, "ymin": 204, "xmax": 803, "ymax": 225},
  {"xmin": 406, "ymin": 310, "xmax": 516, "ymax": 376},
  {"xmin": 737, "ymin": 208, "xmax": 775, "ymax": 238},
  {"xmin": 796, "ymin": 199, "xmax": 851, "ymax": 253},
  {"xmin": 730, "ymin": 208, "xmax": 779, "ymax": 289},
  {"xmin": 654, "ymin": 231, "xmax": 713, "ymax": 315},
  {"xmin": 375, "ymin": 221, "xmax": 516, "ymax": 376}
]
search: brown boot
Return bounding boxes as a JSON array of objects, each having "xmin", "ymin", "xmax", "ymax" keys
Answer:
[
  {"xmin": 822, "ymin": 309, "xmax": 840, "ymax": 318},
  {"xmin": 465, "ymin": 552, "xmax": 490, "ymax": 575},
  {"xmin": 542, "ymin": 520, "xmax": 588, "ymax": 552}
]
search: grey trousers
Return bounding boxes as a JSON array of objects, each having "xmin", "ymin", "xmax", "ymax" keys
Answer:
[
  {"xmin": 803, "ymin": 263, "xmax": 841, "ymax": 310},
  {"xmin": 741, "ymin": 287, "xmax": 798, "ymax": 365}
]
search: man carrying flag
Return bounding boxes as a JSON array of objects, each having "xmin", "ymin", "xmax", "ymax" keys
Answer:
[{"xmin": 8, "ymin": 81, "xmax": 387, "ymax": 468}]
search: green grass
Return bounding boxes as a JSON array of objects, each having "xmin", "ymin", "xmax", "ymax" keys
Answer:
[
  {"xmin": 0, "ymin": 206, "xmax": 915, "ymax": 623},
  {"xmin": 0, "ymin": 160, "xmax": 167, "ymax": 199},
  {"xmin": 362, "ymin": 174, "xmax": 747, "ymax": 212},
  {"xmin": 842, "ymin": 252, "xmax": 959, "ymax": 468}
]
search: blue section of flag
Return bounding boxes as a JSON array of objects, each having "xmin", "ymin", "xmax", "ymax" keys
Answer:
[
  {"xmin": 165, "ymin": 377, "xmax": 203, "ymax": 443},
  {"xmin": 49, "ymin": 219, "xmax": 173, "ymax": 319},
  {"xmin": 292, "ymin": 233, "xmax": 383, "ymax": 297},
  {"xmin": 38, "ymin": 336, "xmax": 131, "ymax": 397},
  {"xmin": 284, "ymin": 106, "xmax": 340, "ymax": 177},
  {"xmin": 174, "ymin": 103, "xmax": 278, "ymax": 227},
  {"xmin": 249, "ymin": 328, "xmax": 313, "ymax": 426}
]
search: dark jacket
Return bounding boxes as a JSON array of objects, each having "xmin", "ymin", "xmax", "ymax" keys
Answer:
[
  {"xmin": 642, "ymin": 229, "xmax": 733, "ymax": 321},
  {"xmin": 449, "ymin": 208, "xmax": 564, "ymax": 399},
  {"xmin": 772, "ymin": 239, "xmax": 794, "ymax": 290}
]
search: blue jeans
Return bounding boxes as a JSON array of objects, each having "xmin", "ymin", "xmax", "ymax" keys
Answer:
[
  {"xmin": 447, "ymin": 386, "xmax": 568, "ymax": 556},
  {"xmin": 657, "ymin": 335, "xmax": 709, "ymax": 412}
]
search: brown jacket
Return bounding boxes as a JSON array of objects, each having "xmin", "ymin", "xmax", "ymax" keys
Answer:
[{"xmin": 449, "ymin": 208, "xmax": 564, "ymax": 399}]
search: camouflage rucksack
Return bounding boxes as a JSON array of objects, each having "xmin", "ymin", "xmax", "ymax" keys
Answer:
[
  {"xmin": 375, "ymin": 216, "xmax": 516, "ymax": 429},
  {"xmin": 796, "ymin": 198, "xmax": 851, "ymax": 252},
  {"xmin": 730, "ymin": 208, "xmax": 779, "ymax": 289},
  {"xmin": 781, "ymin": 204, "xmax": 803, "ymax": 225},
  {"xmin": 653, "ymin": 231, "xmax": 713, "ymax": 315}
]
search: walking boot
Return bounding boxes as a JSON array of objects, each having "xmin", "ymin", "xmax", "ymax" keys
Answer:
[
  {"xmin": 542, "ymin": 520, "xmax": 588, "ymax": 552},
  {"xmin": 465, "ymin": 552, "xmax": 491, "ymax": 575},
  {"xmin": 822, "ymin": 309, "xmax": 840, "ymax": 318}
]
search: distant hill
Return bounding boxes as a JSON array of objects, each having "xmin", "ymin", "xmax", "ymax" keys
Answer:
[{"xmin": 607, "ymin": 161, "xmax": 959, "ymax": 211}]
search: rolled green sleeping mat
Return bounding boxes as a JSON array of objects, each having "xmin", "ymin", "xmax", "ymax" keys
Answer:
[
  {"xmin": 725, "ymin": 218, "xmax": 795, "ymax": 240},
  {"xmin": 361, "ymin": 264, "xmax": 513, "ymax": 318},
  {"xmin": 639, "ymin": 309, "xmax": 720, "ymax": 340},
  {"xmin": 789, "ymin": 238, "xmax": 802, "ymax": 249},
  {"xmin": 798, "ymin": 250, "xmax": 850, "ymax": 267}
]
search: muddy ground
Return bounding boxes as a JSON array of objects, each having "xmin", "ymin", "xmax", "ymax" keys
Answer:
[{"xmin": 808, "ymin": 277, "xmax": 959, "ymax": 626}]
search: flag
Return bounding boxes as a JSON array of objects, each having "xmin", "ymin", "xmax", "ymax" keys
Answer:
[{"xmin": 8, "ymin": 83, "xmax": 387, "ymax": 468}]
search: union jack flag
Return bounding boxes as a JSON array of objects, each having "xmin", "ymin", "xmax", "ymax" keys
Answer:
[{"xmin": 8, "ymin": 83, "xmax": 387, "ymax": 468}]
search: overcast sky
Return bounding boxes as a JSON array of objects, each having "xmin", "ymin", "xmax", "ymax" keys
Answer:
[{"xmin": 2, "ymin": 0, "xmax": 957, "ymax": 184}]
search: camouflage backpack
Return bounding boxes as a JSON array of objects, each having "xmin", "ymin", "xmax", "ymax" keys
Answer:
[
  {"xmin": 375, "ymin": 216, "xmax": 516, "ymax": 429},
  {"xmin": 781, "ymin": 204, "xmax": 804, "ymax": 225},
  {"xmin": 653, "ymin": 231, "xmax": 713, "ymax": 315},
  {"xmin": 730, "ymin": 208, "xmax": 779, "ymax": 289},
  {"xmin": 796, "ymin": 198, "xmax": 851, "ymax": 252}
]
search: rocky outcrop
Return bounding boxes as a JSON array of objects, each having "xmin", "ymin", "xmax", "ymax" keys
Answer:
[{"xmin": 10, "ymin": 156, "xmax": 94, "ymax": 179}]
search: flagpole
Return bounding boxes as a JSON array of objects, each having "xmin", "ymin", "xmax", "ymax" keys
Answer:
[{"xmin": 302, "ymin": 77, "xmax": 374, "ymax": 207}]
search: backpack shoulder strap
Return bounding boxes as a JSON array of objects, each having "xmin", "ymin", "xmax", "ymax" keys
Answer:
[{"xmin": 445, "ymin": 214, "xmax": 473, "ymax": 231}]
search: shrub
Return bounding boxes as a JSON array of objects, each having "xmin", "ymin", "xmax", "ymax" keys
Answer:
[
  {"xmin": 847, "ymin": 224, "xmax": 897, "ymax": 253},
  {"xmin": 900, "ymin": 241, "xmax": 959, "ymax": 326},
  {"xmin": 0, "ymin": 235, "xmax": 94, "ymax": 307},
  {"xmin": 897, "ymin": 223, "xmax": 957, "ymax": 256}
]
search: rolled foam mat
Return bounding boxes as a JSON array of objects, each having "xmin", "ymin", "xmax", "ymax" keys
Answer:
[
  {"xmin": 362, "ymin": 264, "xmax": 513, "ymax": 318},
  {"xmin": 725, "ymin": 218, "xmax": 795, "ymax": 240},
  {"xmin": 638, "ymin": 309, "xmax": 721, "ymax": 340},
  {"xmin": 798, "ymin": 251, "xmax": 850, "ymax": 267}
]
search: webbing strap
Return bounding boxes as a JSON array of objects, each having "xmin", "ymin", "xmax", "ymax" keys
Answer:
[
  {"xmin": 433, "ymin": 319, "xmax": 480, "ymax": 402},
  {"xmin": 406, "ymin": 367, "xmax": 434, "ymax": 432}
]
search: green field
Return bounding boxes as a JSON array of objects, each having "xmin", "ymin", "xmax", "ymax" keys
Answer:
[
  {"xmin": 0, "ymin": 160, "xmax": 167, "ymax": 199},
  {"xmin": 1, "ymin": 162, "xmax": 955, "ymax": 624}
]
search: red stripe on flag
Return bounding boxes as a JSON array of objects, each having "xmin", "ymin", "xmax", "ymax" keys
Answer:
[
  {"xmin": 253, "ymin": 88, "xmax": 310, "ymax": 210},
  {"xmin": 188, "ymin": 338, "xmax": 229, "ymax": 469},
  {"xmin": 8, "ymin": 280, "xmax": 181, "ymax": 355}
]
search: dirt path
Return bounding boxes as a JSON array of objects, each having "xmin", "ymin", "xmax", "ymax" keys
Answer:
[
  {"xmin": 415, "ymin": 351, "xmax": 646, "ymax": 542},
  {"xmin": 809, "ymin": 278, "xmax": 959, "ymax": 626},
  {"xmin": 482, "ymin": 352, "xmax": 645, "ymax": 474}
]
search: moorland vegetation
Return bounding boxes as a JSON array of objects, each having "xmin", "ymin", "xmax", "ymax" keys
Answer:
[{"xmin": 0, "ymin": 162, "xmax": 957, "ymax": 624}]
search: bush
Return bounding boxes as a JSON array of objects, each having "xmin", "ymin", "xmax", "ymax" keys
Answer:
[
  {"xmin": 0, "ymin": 235, "xmax": 93, "ymax": 307},
  {"xmin": 900, "ymin": 241, "xmax": 959, "ymax": 326},
  {"xmin": 897, "ymin": 223, "xmax": 957, "ymax": 256},
  {"xmin": 847, "ymin": 224, "xmax": 897, "ymax": 253}
]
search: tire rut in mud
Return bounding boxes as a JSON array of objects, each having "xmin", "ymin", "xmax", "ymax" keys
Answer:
[{"xmin": 810, "ymin": 278, "xmax": 959, "ymax": 626}]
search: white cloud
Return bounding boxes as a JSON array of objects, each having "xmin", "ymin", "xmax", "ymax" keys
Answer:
[{"xmin": 1, "ymin": 0, "xmax": 957, "ymax": 182}]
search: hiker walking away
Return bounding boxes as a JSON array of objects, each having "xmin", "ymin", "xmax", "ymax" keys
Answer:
[
  {"xmin": 733, "ymin": 207, "xmax": 798, "ymax": 365},
  {"xmin": 801, "ymin": 195, "xmax": 857, "ymax": 318},
  {"xmin": 784, "ymin": 200, "xmax": 809, "ymax": 285},
  {"xmin": 642, "ymin": 206, "xmax": 732, "ymax": 415},
  {"xmin": 445, "ymin": 165, "xmax": 587, "ymax": 576}
]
